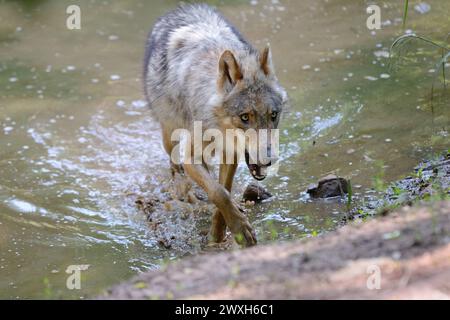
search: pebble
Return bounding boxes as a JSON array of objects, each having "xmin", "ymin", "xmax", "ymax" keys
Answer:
[
  {"xmin": 364, "ymin": 76, "xmax": 378, "ymax": 81},
  {"xmin": 414, "ymin": 2, "xmax": 431, "ymax": 14},
  {"xmin": 373, "ymin": 50, "xmax": 390, "ymax": 58},
  {"xmin": 132, "ymin": 100, "xmax": 148, "ymax": 108},
  {"xmin": 4, "ymin": 127, "xmax": 13, "ymax": 134}
]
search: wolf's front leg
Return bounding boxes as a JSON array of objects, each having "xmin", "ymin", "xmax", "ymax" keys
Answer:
[
  {"xmin": 211, "ymin": 162, "xmax": 239, "ymax": 243},
  {"xmin": 184, "ymin": 161, "xmax": 257, "ymax": 247},
  {"xmin": 210, "ymin": 209, "xmax": 226, "ymax": 243}
]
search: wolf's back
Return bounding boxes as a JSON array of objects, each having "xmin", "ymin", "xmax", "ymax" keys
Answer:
[
  {"xmin": 144, "ymin": 4, "xmax": 250, "ymax": 76},
  {"xmin": 144, "ymin": 4, "xmax": 256, "ymax": 126}
]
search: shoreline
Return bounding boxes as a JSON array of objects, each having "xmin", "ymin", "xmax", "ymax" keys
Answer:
[{"xmin": 100, "ymin": 153, "xmax": 450, "ymax": 300}]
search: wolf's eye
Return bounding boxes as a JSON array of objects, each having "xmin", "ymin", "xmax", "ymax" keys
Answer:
[
  {"xmin": 240, "ymin": 113, "xmax": 249, "ymax": 122},
  {"xmin": 271, "ymin": 111, "xmax": 278, "ymax": 120}
]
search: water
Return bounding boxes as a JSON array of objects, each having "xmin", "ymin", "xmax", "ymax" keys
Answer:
[{"xmin": 0, "ymin": 0, "xmax": 449, "ymax": 298}]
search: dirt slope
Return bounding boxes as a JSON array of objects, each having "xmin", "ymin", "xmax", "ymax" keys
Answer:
[{"xmin": 101, "ymin": 201, "xmax": 450, "ymax": 300}]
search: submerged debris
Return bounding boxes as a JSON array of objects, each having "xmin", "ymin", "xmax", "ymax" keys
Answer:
[
  {"xmin": 135, "ymin": 197, "xmax": 159, "ymax": 217},
  {"xmin": 243, "ymin": 183, "xmax": 273, "ymax": 203},
  {"xmin": 133, "ymin": 171, "xmax": 213, "ymax": 251},
  {"xmin": 307, "ymin": 175, "xmax": 349, "ymax": 199}
]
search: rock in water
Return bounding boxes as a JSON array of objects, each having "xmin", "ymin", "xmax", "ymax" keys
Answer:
[
  {"xmin": 243, "ymin": 184, "xmax": 272, "ymax": 203},
  {"xmin": 307, "ymin": 175, "xmax": 349, "ymax": 198}
]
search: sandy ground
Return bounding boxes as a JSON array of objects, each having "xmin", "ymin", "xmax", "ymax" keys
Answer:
[{"xmin": 101, "ymin": 201, "xmax": 450, "ymax": 300}]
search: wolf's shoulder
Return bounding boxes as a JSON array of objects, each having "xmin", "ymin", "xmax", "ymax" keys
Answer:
[
  {"xmin": 157, "ymin": 4, "xmax": 253, "ymax": 51},
  {"xmin": 157, "ymin": 3, "xmax": 224, "ymax": 26}
]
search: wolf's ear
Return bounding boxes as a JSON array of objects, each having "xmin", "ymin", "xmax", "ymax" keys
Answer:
[
  {"xmin": 218, "ymin": 50, "xmax": 242, "ymax": 93},
  {"xmin": 260, "ymin": 45, "xmax": 273, "ymax": 76}
]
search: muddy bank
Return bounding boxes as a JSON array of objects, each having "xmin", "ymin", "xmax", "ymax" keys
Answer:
[
  {"xmin": 101, "ymin": 199, "xmax": 450, "ymax": 300},
  {"xmin": 348, "ymin": 151, "xmax": 450, "ymax": 220},
  {"xmin": 100, "ymin": 153, "xmax": 450, "ymax": 299}
]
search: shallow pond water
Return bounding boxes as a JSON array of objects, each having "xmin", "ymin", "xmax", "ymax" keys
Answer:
[{"xmin": 0, "ymin": 0, "xmax": 449, "ymax": 298}]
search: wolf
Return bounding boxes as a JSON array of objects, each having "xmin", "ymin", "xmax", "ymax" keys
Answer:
[{"xmin": 144, "ymin": 4, "xmax": 287, "ymax": 247}]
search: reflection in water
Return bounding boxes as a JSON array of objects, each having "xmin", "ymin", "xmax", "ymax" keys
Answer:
[{"xmin": 0, "ymin": 0, "xmax": 448, "ymax": 298}]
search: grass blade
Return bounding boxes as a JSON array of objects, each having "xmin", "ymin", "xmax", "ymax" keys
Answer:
[
  {"xmin": 402, "ymin": 0, "xmax": 409, "ymax": 29},
  {"xmin": 346, "ymin": 179, "xmax": 353, "ymax": 213}
]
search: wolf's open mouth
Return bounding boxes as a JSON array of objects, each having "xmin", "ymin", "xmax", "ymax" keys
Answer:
[{"xmin": 245, "ymin": 150, "xmax": 267, "ymax": 181}]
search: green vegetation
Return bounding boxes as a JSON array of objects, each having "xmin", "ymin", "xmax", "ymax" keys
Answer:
[
  {"xmin": 352, "ymin": 152, "xmax": 450, "ymax": 221},
  {"xmin": 372, "ymin": 161, "xmax": 386, "ymax": 192},
  {"xmin": 393, "ymin": 1, "xmax": 449, "ymax": 114},
  {"xmin": 42, "ymin": 277, "xmax": 53, "ymax": 299},
  {"xmin": 402, "ymin": 0, "xmax": 409, "ymax": 29},
  {"xmin": 346, "ymin": 179, "xmax": 353, "ymax": 212}
]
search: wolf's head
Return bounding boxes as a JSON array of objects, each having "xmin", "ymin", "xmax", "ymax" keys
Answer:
[{"xmin": 215, "ymin": 47, "xmax": 287, "ymax": 181}]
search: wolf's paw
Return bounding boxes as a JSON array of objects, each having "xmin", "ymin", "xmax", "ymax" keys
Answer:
[{"xmin": 229, "ymin": 216, "xmax": 257, "ymax": 247}]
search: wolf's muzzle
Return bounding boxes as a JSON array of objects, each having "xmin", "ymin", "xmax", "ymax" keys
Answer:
[{"xmin": 245, "ymin": 150, "xmax": 272, "ymax": 181}]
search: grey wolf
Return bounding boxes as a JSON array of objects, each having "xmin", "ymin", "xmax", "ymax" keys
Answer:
[{"xmin": 144, "ymin": 4, "xmax": 287, "ymax": 246}]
